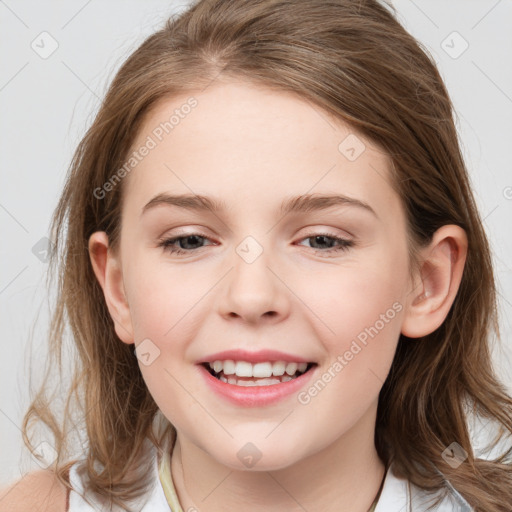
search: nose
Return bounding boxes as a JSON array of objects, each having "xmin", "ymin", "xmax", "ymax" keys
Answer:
[{"xmin": 218, "ymin": 246, "xmax": 291, "ymax": 325}]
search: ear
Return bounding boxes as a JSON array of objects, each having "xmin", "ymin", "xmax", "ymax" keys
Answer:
[
  {"xmin": 401, "ymin": 224, "xmax": 468, "ymax": 338},
  {"xmin": 88, "ymin": 231, "xmax": 134, "ymax": 345}
]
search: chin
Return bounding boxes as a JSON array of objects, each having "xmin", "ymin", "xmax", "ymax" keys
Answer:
[{"xmin": 206, "ymin": 441, "xmax": 307, "ymax": 472}]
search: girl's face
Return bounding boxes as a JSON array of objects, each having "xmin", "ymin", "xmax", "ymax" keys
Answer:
[{"xmin": 114, "ymin": 80, "xmax": 412, "ymax": 470}]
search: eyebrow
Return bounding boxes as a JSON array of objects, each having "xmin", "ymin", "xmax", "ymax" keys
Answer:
[{"xmin": 140, "ymin": 192, "xmax": 378, "ymax": 218}]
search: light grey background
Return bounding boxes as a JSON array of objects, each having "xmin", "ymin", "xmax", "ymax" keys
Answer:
[{"xmin": 1, "ymin": 0, "xmax": 511, "ymax": 488}]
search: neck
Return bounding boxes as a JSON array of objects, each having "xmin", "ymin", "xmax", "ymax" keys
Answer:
[{"xmin": 170, "ymin": 401, "xmax": 386, "ymax": 512}]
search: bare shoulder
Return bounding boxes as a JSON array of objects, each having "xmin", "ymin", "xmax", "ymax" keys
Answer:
[{"xmin": 0, "ymin": 469, "xmax": 68, "ymax": 512}]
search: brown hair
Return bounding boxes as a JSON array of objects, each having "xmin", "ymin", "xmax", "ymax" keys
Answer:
[{"xmin": 21, "ymin": 0, "xmax": 512, "ymax": 510}]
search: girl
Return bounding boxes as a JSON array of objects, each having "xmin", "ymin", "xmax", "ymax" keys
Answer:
[{"xmin": 4, "ymin": 0, "xmax": 512, "ymax": 511}]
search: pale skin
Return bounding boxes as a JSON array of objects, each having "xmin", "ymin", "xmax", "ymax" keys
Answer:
[{"xmin": 87, "ymin": 79, "xmax": 468, "ymax": 512}]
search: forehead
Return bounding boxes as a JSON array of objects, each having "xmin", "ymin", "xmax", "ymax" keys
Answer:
[{"xmin": 121, "ymin": 80, "xmax": 398, "ymax": 220}]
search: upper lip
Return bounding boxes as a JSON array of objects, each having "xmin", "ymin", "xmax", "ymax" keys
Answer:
[{"xmin": 197, "ymin": 349, "xmax": 314, "ymax": 364}]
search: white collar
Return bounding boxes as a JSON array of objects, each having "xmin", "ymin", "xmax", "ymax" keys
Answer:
[{"xmin": 375, "ymin": 462, "xmax": 474, "ymax": 511}]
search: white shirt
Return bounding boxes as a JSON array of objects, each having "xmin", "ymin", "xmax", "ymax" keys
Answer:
[
  {"xmin": 374, "ymin": 461, "xmax": 473, "ymax": 511},
  {"xmin": 68, "ymin": 442, "xmax": 474, "ymax": 511}
]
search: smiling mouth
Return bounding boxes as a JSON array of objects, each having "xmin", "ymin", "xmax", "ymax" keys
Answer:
[{"xmin": 201, "ymin": 362, "xmax": 317, "ymax": 386}]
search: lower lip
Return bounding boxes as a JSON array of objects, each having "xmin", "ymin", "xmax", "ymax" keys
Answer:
[{"xmin": 198, "ymin": 364, "xmax": 317, "ymax": 407}]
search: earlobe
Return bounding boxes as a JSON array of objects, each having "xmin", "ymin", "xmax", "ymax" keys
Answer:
[
  {"xmin": 401, "ymin": 225, "xmax": 468, "ymax": 338},
  {"xmin": 88, "ymin": 231, "xmax": 134, "ymax": 344}
]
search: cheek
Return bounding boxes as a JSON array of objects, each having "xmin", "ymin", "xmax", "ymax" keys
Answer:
[
  {"xmin": 293, "ymin": 248, "xmax": 407, "ymax": 390},
  {"xmin": 295, "ymin": 267, "xmax": 405, "ymax": 432},
  {"xmin": 299, "ymin": 251, "xmax": 406, "ymax": 337},
  {"xmin": 124, "ymin": 249, "xmax": 200, "ymax": 339},
  {"xmin": 126, "ymin": 261, "xmax": 201, "ymax": 412}
]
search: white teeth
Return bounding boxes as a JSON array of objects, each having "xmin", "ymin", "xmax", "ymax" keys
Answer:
[
  {"xmin": 223, "ymin": 360, "xmax": 236, "ymax": 375},
  {"xmin": 272, "ymin": 361, "xmax": 286, "ymax": 376},
  {"xmin": 258, "ymin": 378, "xmax": 281, "ymax": 385},
  {"xmin": 285, "ymin": 362, "xmax": 298, "ymax": 376},
  {"xmin": 224, "ymin": 376, "xmax": 285, "ymax": 387},
  {"xmin": 208, "ymin": 359, "xmax": 310, "ymax": 378},
  {"xmin": 237, "ymin": 380, "xmax": 258, "ymax": 387},
  {"xmin": 252, "ymin": 362, "xmax": 273, "ymax": 378},
  {"xmin": 235, "ymin": 361, "xmax": 253, "ymax": 377}
]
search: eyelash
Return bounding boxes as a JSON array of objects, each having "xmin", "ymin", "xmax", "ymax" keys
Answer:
[{"xmin": 157, "ymin": 232, "xmax": 354, "ymax": 257}]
